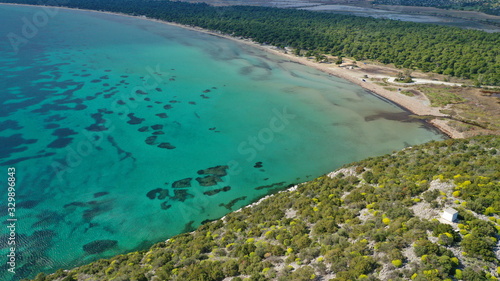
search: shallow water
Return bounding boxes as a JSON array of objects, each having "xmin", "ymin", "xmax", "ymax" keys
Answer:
[{"xmin": 0, "ymin": 4, "xmax": 446, "ymax": 280}]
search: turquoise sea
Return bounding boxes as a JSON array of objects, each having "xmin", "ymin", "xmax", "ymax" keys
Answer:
[{"xmin": 0, "ymin": 4, "xmax": 446, "ymax": 280}]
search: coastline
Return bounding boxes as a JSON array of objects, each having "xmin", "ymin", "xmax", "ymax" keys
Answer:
[{"xmin": 0, "ymin": 3, "xmax": 461, "ymax": 138}]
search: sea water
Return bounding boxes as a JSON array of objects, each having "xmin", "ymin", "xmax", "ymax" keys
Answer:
[{"xmin": 0, "ymin": 4, "xmax": 446, "ymax": 280}]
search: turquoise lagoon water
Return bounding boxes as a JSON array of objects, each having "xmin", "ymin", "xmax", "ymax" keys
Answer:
[{"xmin": 0, "ymin": 4, "xmax": 446, "ymax": 280}]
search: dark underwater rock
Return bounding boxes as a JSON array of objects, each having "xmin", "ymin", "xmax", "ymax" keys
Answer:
[
  {"xmin": 158, "ymin": 189, "xmax": 170, "ymax": 200},
  {"xmin": 203, "ymin": 186, "xmax": 231, "ymax": 196},
  {"xmin": 196, "ymin": 175, "xmax": 222, "ymax": 187},
  {"xmin": 158, "ymin": 142, "xmax": 175, "ymax": 149},
  {"xmin": 197, "ymin": 165, "xmax": 229, "ymax": 177},
  {"xmin": 255, "ymin": 181, "xmax": 286, "ymax": 190},
  {"xmin": 146, "ymin": 188, "xmax": 162, "ymax": 200},
  {"xmin": 254, "ymin": 162, "xmax": 263, "ymax": 168},
  {"xmin": 47, "ymin": 138, "xmax": 73, "ymax": 148},
  {"xmin": 160, "ymin": 202, "xmax": 171, "ymax": 210},
  {"xmin": 145, "ymin": 136, "xmax": 157, "ymax": 145},
  {"xmin": 183, "ymin": 221, "xmax": 195, "ymax": 232},
  {"xmin": 126, "ymin": 113, "xmax": 145, "ymax": 125},
  {"xmin": 94, "ymin": 192, "xmax": 109, "ymax": 198},
  {"xmin": 173, "ymin": 190, "xmax": 194, "ymax": 202},
  {"xmin": 172, "ymin": 178, "xmax": 192, "ymax": 188},
  {"xmin": 219, "ymin": 196, "xmax": 247, "ymax": 210},
  {"xmin": 82, "ymin": 199, "xmax": 113, "ymax": 223},
  {"xmin": 17, "ymin": 200, "xmax": 40, "ymax": 209},
  {"xmin": 201, "ymin": 219, "xmax": 217, "ymax": 225},
  {"xmin": 151, "ymin": 124, "xmax": 163, "ymax": 130},
  {"xmin": 146, "ymin": 188, "xmax": 169, "ymax": 200},
  {"xmin": 83, "ymin": 240, "xmax": 117, "ymax": 254},
  {"xmin": 64, "ymin": 202, "xmax": 86, "ymax": 208}
]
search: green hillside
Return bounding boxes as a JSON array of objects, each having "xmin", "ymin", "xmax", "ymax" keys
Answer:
[{"xmin": 26, "ymin": 136, "xmax": 500, "ymax": 281}]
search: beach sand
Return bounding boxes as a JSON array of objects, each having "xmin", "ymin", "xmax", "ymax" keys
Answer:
[{"xmin": 1, "ymin": 3, "xmax": 462, "ymax": 138}]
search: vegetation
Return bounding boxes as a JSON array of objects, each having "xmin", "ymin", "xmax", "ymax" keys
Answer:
[
  {"xmin": 400, "ymin": 90, "xmax": 415, "ymax": 97},
  {"xmin": 25, "ymin": 136, "xmax": 500, "ymax": 280},
  {"xmin": 444, "ymin": 89, "xmax": 500, "ymax": 134},
  {"xmin": 417, "ymin": 86, "xmax": 468, "ymax": 107},
  {"xmin": 383, "ymin": 87, "xmax": 398, "ymax": 92},
  {"xmin": 2, "ymin": 0, "xmax": 500, "ymax": 85},
  {"xmin": 395, "ymin": 70, "xmax": 414, "ymax": 83}
]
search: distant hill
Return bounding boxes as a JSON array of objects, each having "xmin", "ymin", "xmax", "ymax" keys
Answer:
[
  {"xmin": 27, "ymin": 135, "xmax": 500, "ymax": 280},
  {"xmin": 373, "ymin": 0, "xmax": 500, "ymax": 15}
]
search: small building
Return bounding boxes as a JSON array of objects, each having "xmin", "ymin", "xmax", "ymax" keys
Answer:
[{"xmin": 442, "ymin": 208, "xmax": 458, "ymax": 222}]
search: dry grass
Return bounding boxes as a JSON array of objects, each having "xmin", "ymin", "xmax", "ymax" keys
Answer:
[
  {"xmin": 400, "ymin": 90, "xmax": 415, "ymax": 97},
  {"xmin": 435, "ymin": 86, "xmax": 500, "ymax": 135},
  {"xmin": 417, "ymin": 86, "xmax": 467, "ymax": 107}
]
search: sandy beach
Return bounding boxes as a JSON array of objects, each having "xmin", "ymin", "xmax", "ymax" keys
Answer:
[{"xmin": 1, "ymin": 3, "xmax": 463, "ymax": 138}]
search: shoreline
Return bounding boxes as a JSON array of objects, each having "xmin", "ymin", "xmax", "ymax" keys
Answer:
[{"xmin": 0, "ymin": 3, "xmax": 461, "ymax": 138}]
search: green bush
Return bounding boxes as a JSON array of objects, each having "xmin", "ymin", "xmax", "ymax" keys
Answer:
[
  {"xmin": 461, "ymin": 234, "xmax": 496, "ymax": 261},
  {"xmin": 455, "ymin": 269, "xmax": 463, "ymax": 280},
  {"xmin": 391, "ymin": 259, "xmax": 403, "ymax": 268},
  {"xmin": 423, "ymin": 190, "xmax": 440, "ymax": 203}
]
